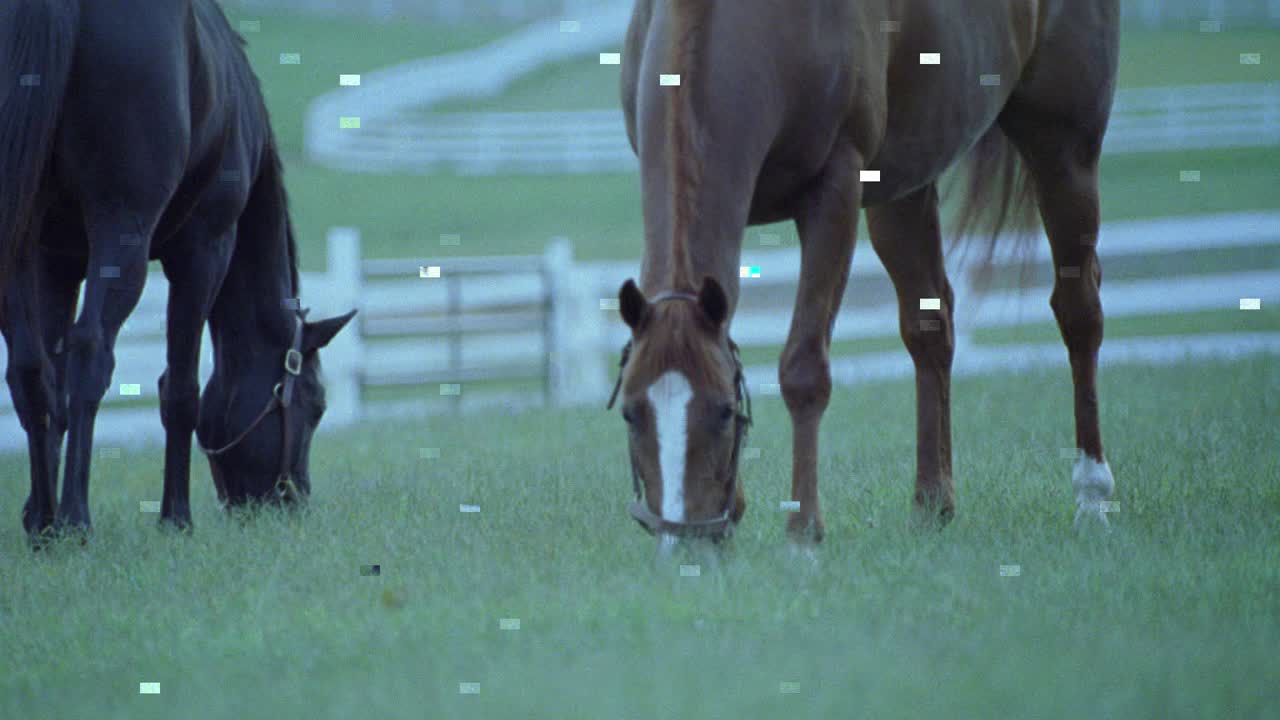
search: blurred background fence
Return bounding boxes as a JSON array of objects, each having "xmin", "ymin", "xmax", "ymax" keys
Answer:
[
  {"xmin": 4, "ymin": 212, "xmax": 1277, "ymax": 451},
  {"xmin": 220, "ymin": 0, "xmax": 1280, "ymax": 27}
]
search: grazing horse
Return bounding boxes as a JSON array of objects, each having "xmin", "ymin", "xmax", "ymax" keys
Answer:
[
  {"xmin": 614, "ymin": 0, "xmax": 1119, "ymax": 545},
  {"xmin": 0, "ymin": 0, "xmax": 356, "ymax": 544}
]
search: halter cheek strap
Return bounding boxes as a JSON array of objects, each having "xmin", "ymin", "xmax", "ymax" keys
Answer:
[{"xmin": 198, "ymin": 310, "xmax": 308, "ymax": 504}]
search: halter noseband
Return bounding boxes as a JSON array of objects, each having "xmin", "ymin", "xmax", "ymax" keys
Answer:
[
  {"xmin": 197, "ymin": 309, "xmax": 308, "ymax": 505},
  {"xmin": 606, "ymin": 291, "xmax": 753, "ymax": 540}
]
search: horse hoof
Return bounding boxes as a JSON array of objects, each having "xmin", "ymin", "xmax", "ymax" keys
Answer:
[
  {"xmin": 785, "ymin": 513, "xmax": 824, "ymax": 544},
  {"xmin": 26, "ymin": 527, "xmax": 57, "ymax": 552},
  {"xmin": 157, "ymin": 515, "xmax": 194, "ymax": 534},
  {"xmin": 1073, "ymin": 502, "xmax": 1111, "ymax": 531},
  {"xmin": 786, "ymin": 542, "xmax": 820, "ymax": 569}
]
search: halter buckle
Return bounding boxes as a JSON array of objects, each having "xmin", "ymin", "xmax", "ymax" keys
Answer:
[{"xmin": 284, "ymin": 349, "xmax": 303, "ymax": 376}]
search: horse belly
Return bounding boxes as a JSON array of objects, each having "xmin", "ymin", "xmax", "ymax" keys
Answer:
[{"xmin": 863, "ymin": 2, "xmax": 1034, "ymax": 203}]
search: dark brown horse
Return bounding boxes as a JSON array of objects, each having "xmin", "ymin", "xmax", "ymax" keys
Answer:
[
  {"xmin": 1, "ymin": 0, "xmax": 356, "ymax": 545},
  {"xmin": 614, "ymin": 0, "xmax": 1118, "ymax": 546}
]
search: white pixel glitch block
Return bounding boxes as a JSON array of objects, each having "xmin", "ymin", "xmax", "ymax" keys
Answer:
[
  {"xmin": 339, "ymin": 74, "xmax": 361, "ymax": 86},
  {"xmin": 600, "ymin": 53, "xmax": 621, "ymax": 65},
  {"xmin": 499, "ymin": 618, "xmax": 521, "ymax": 630},
  {"xmin": 859, "ymin": 170, "xmax": 881, "ymax": 182},
  {"xmin": 419, "ymin": 266, "xmax": 441, "ymax": 278},
  {"xmin": 120, "ymin": 384, "xmax": 142, "ymax": 396},
  {"xmin": 1240, "ymin": 298, "xmax": 1262, "ymax": 310},
  {"xmin": 920, "ymin": 53, "xmax": 941, "ymax": 65},
  {"xmin": 279, "ymin": 53, "xmax": 300, "ymax": 65},
  {"xmin": 459, "ymin": 504, "xmax": 481, "ymax": 513},
  {"xmin": 999, "ymin": 564, "xmax": 1021, "ymax": 577},
  {"xmin": 1240, "ymin": 53, "xmax": 1262, "ymax": 65},
  {"xmin": 459, "ymin": 682, "xmax": 480, "ymax": 695},
  {"xmin": 139, "ymin": 682, "xmax": 160, "ymax": 694},
  {"xmin": 139, "ymin": 501, "xmax": 161, "ymax": 513},
  {"xmin": 779, "ymin": 500, "xmax": 801, "ymax": 512},
  {"xmin": 660, "ymin": 74, "xmax": 681, "ymax": 86},
  {"xmin": 920, "ymin": 298, "xmax": 942, "ymax": 310}
]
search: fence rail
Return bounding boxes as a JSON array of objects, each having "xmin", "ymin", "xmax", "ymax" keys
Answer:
[
  {"xmin": 314, "ymin": 82, "xmax": 1280, "ymax": 175},
  {"xmin": 314, "ymin": 61, "xmax": 1280, "ymax": 174},
  {"xmin": 2, "ymin": 212, "xmax": 1278, "ymax": 451}
]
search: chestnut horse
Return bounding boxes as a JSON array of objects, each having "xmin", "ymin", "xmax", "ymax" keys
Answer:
[{"xmin": 613, "ymin": 0, "xmax": 1118, "ymax": 546}]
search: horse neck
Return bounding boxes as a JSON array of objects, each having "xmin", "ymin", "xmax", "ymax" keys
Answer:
[
  {"xmin": 638, "ymin": 185, "xmax": 745, "ymax": 317},
  {"xmin": 207, "ymin": 232, "xmax": 298, "ymax": 374}
]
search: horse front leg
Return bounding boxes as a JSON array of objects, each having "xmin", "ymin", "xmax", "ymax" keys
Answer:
[
  {"xmin": 781, "ymin": 141, "xmax": 862, "ymax": 546},
  {"xmin": 158, "ymin": 227, "xmax": 233, "ymax": 531}
]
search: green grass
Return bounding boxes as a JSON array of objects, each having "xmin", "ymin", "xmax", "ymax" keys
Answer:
[
  {"xmin": 2, "ymin": 355, "xmax": 1278, "ymax": 718},
  {"xmin": 974, "ymin": 307, "xmax": 1280, "ymax": 346}
]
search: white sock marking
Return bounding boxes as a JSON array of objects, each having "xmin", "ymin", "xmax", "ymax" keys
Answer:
[
  {"xmin": 648, "ymin": 370, "xmax": 693, "ymax": 523},
  {"xmin": 1072, "ymin": 453, "xmax": 1115, "ymax": 528}
]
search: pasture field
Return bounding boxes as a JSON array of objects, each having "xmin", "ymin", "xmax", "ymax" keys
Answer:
[{"xmin": 3, "ymin": 355, "xmax": 1278, "ymax": 718}]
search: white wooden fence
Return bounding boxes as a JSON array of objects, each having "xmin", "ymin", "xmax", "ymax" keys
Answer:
[
  {"xmin": 304, "ymin": 0, "xmax": 633, "ymax": 174},
  {"xmin": 315, "ymin": 82, "xmax": 1280, "ymax": 175},
  {"xmin": 2, "ymin": 211, "xmax": 1278, "ymax": 451}
]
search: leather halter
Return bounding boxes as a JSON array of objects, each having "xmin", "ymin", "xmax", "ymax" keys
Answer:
[
  {"xmin": 197, "ymin": 309, "xmax": 308, "ymax": 505},
  {"xmin": 606, "ymin": 291, "xmax": 753, "ymax": 540}
]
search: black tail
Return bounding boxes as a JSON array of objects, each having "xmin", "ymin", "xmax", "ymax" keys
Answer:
[{"xmin": 0, "ymin": 0, "xmax": 79, "ymax": 299}]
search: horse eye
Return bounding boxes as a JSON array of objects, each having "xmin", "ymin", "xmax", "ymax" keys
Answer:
[{"xmin": 719, "ymin": 404, "xmax": 735, "ymax": 424}]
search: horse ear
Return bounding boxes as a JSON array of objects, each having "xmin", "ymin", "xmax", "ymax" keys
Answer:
[
  {"xmin": 302, "ymin": 309, "xmax": 357, "ymax": 354},
  {"xmin": 698, "ymin": 275, "xmax": 728, "ymax": 328},
  {"xmin": 619, "ymin": 279, "xmax": 649, "ymax": 330}
]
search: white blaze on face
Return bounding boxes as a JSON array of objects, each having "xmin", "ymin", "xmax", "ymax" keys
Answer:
[{"xmin": 647, "ymin": 370, "xmax": 694, "ymax": 523}]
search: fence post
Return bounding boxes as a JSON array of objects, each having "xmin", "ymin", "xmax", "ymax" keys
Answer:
[
  {"xmin": 544, "ymin": 238, "xmax": 609, "ymax": 406},
  {"xmin": 324, "ymin": 227, "xmax": 364, "ymax": 427},
  {"xmin": 544, "ymin": 238, "xmax": 573, "ymax": 406}
]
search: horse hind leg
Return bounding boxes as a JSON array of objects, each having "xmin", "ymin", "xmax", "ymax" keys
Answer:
[
  {"xmin": 3, "ymin": 244, "xmax": 82, "ymax": 545},
  {"xmin": 867, "ymin": 183, "xmax": 956, "ymax": 527},
  {"xmin": 999, "ymin": 105, "xmax": 1114, "ymax": 529}
]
